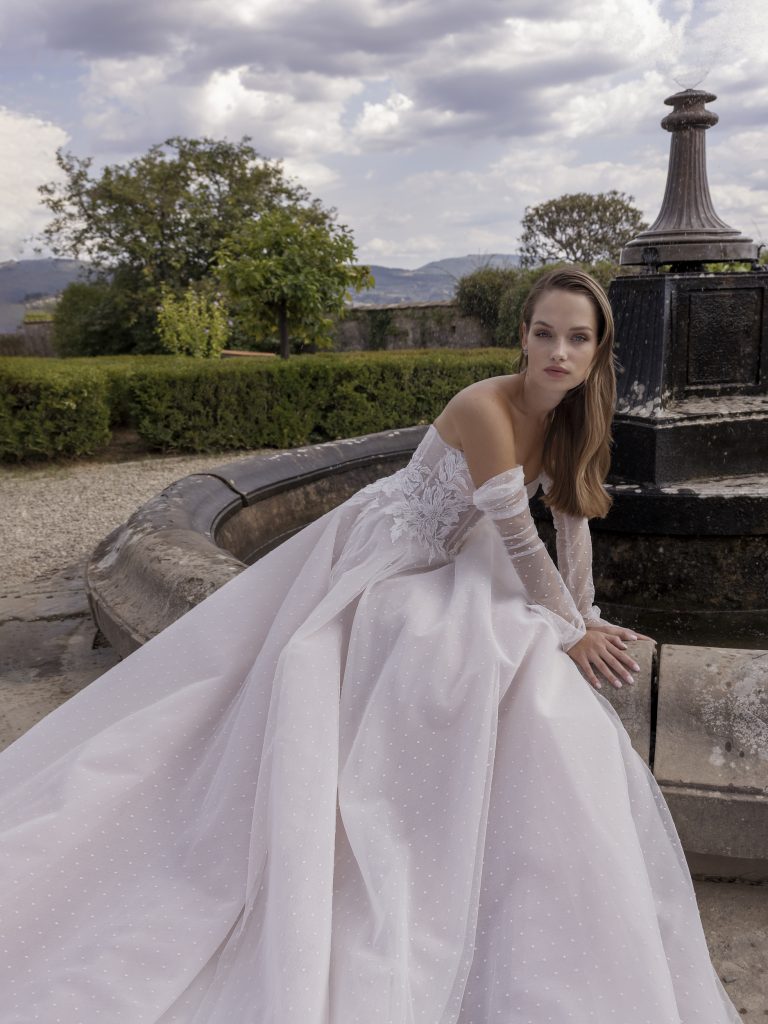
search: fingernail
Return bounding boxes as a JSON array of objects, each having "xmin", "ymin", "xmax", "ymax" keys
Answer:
[
  {"xmin": 614, "ymin": 679, "xmax": 622, "ymax": 688},
  {"xmin": 619, "ymin": 641, "xmax": 628, "ymax": 649},
  {"xmin": 628, "ymin": 634, "xmax": 638, "ymax": 640},
  {"xmin": 632, "ymin": 662, "xmax": 640, "ymax": 671}
]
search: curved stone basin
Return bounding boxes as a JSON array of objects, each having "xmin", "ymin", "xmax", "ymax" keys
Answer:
[
  {"xmin": 85, "ymin": 427, "xmax": 768, "ymax": 876},
  {"xmin": 86, "ymin": 427, "xmax": 424, "ymax": 658}
]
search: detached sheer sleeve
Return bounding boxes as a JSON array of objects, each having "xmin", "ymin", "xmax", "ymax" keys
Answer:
[
  {"xmin": 472, "ymin": 466, "xmax": 586, "ymax": 653},
  {"xmin": 540, "ymin": 471, "xmax": 607, "ymax": 627}
]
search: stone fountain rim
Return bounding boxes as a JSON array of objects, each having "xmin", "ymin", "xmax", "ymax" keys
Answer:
[{"xmin": 85, "ymin": 426, "xmax": 427, "ymax": 657}]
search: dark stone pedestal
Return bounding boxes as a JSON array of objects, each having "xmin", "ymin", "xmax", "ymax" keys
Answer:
[
  {"xmin": 593, "ymin": 270, "xmax": 768, "ymax": 646},
  {"xmin": 534, "ymin": 474, "xmax": 768, "ymax": 649},
  {"xmin": 608, "ymin": 271, "xmax": 768, "ymax": 485}
]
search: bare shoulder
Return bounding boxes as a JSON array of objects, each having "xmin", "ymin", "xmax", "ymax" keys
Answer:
[
  {"xmin": 438, "ymin": 377, "xmax": 520, "ymax": 487},
  {"xmin": 438, "ymin": 377, "xmax": 512, "ymax": 432}
]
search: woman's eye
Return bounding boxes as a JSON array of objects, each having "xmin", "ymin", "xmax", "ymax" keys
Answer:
[
  {"xmin": 572, "ymin": 334, "xmax": 588, "ymax": 342},
  {"xmin": 534, "ymin": 330, "xmax": 550, "ymax": 338}
]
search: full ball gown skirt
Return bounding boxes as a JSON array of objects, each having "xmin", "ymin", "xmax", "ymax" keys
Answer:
[{"xmin": 0, "ymin": 426, "xmax": 742, "ymax": 1024}]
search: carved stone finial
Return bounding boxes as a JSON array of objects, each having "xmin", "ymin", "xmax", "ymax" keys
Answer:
[{"xmin": 620, "ymin": 89, "xmax": 757, "ymax": 267}]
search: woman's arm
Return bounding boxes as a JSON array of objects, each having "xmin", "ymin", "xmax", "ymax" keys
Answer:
[
  {"xmin": 540, "ymin": 471, "xmax": 604, "ymax": 625},
  {"xmin": 450, "ymin": 390, "xmax": 649, "ymax": 685},
  {"xmin": 472, "ymin": 467, "xmax": 588, "ymax": 652},
  {"xmin": 537, "ymin": 474, "xmax": 655, "ymax": 687},
  {"xmin": 448, "ymin": 390, "xmax": 587, "ymax": 652}
]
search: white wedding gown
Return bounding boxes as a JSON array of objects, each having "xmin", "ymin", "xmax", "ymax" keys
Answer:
[{"xmin": 0, "ymin": 424, "xmax": 742, "ymax": 1024}]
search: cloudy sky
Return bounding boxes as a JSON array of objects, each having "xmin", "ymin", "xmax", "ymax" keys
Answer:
[{"xmin": 0, "ymin": 0, "xmax": 766, "ymax": 268}]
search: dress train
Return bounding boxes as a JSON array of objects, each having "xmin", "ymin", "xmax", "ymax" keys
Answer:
[{"xmin": 0, "ymin": 427, "xmax": 742, "ymax": 1022}]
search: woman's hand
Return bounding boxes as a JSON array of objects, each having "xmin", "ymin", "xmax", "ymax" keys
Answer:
[
  {"xmin": 566, "ymin": 624, "xmax": 653, "ymax": 690},
  {"xmin": 585, "ymin": 620, "xmax": 655, "ymax": 642}
]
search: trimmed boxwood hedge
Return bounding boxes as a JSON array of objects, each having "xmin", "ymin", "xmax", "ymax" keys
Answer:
[
  {"xmin": 0, "ymin": 349, "xmax": 519, "ymax": 461},
  {"xmin": 0, "ymin": 358, "xmax": 112, "ymax": 460}
]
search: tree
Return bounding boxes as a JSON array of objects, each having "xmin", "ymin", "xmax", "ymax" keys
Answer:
[
  {"xmin": 518, "ymin": 191, "xmax": 648, "ymax": 268},
  {"xmin": 39, "ymin": 137, "xmax": 305, "ymax": 281},
  {"xmin": 155, "ymin": 283, "xmax": 229, "ymax": 358},
  {"xmin": 37, "ymin": 136, "xmax": 330, "ymax": 351},
  {"xmin": 52, "ymin": 277, "xmax": 137, "ymax": 357},
  {"xmin": 216, "ymin": 206, "xmax": 374, "ymax": 358},
  {"xmin": 454, "ymin": 266, "xmax": 519, "ymax": 335}
]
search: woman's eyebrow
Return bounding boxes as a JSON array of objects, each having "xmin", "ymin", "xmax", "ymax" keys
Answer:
[{"xmin": 532, "ymin": 320, "xmax": 593, "ymax": 331}]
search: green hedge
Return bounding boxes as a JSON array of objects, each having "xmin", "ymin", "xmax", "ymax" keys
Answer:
[
  {"xmin": 0, "ymin": 358, "xmax": 112, "ymax": 459},
  {"xmin": 0, "ymin": 349, "xmax": 518, "ymax": 461}
]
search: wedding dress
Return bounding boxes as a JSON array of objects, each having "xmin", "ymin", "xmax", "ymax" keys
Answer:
[{"xmin": 0, "ymin": 423, "xmax": 742, "ymax": 1024}]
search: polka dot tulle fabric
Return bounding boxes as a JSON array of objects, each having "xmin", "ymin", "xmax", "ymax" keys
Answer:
[{"xmin": 0, "ymin": 426, "xmax": 742, "ymax": 1022}]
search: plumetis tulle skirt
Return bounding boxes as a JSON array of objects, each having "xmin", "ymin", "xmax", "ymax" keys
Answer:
[{"xmin": 0, "ymin": 491, "xmax": 742, "ymax": 1023}]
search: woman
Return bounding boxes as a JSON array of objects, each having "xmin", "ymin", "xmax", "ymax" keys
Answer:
[
  {"xmin": 433, "ymin": 267, "xmax": 645, "ymax": 687},
  {"xmin": 0, "ymin": 268, "xmax": 742, "ymax": 1023}
]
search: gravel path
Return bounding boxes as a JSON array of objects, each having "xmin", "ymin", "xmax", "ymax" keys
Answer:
[{"xmin": 0, "ymin": 450, "xmax": 269, "ymax": 588}]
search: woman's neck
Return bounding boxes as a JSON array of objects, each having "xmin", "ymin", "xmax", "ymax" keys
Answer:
[{"xmin": 513, "ymin": 371, "xmax": 561, "ymax": 427}]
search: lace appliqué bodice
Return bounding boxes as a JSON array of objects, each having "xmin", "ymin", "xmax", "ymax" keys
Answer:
[
  {"xmin": 387, "ymin": 444, "xmax": 469, "ymax": 561},
  {"xmin": 351, "ymin": 425, "xmax": 540, "ymax": 565}
]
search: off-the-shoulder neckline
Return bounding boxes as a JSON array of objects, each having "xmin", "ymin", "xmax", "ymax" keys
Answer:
[{"xmin": 428, "ymin": 423, "xmax": 542, "ymax": 490}]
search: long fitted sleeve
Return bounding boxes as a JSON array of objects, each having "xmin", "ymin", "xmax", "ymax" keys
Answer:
[
  {"xmin": 540, "ymin": 471, "xmax": 607, "ymax": 627},
  {"xmin": 472, "ymin": 466, "xmax": 586, "ymax": 653}
]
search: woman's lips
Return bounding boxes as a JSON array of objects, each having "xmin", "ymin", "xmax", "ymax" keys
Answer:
[{"xmin": 544, "ymin": 367, "xmax": 569, "ymax": 375}]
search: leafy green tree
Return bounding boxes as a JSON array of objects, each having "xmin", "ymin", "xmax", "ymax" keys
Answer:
[
  {"xmin": 519, "ymin": 191, "xmax": 647, "ymax": 268},
  {"xmin": 39, "ymin": 137, "xmax": 304, "ymax": 282},
  {"xmin": 454, "ymin": 266, "xmax": 519, "ymax": 335},
  {"xmin": 52, "ymin": 277, "xmax": 136, "ymax": 357},
  {"xmin": 216, "ymin": 206, "xmax": 374, "ymax": 358},
  {"xmin": 156, "ymin": 283, "xmax": 229, "ymax": 358},
  {"xmin": 38, "ymin": 136, "xmax": 331, "ymax": 352}
]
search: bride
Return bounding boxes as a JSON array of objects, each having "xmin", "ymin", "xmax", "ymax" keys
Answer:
[{"xmin": 0, "ymin": 267, "xmax": 742, "ymax": 1022}]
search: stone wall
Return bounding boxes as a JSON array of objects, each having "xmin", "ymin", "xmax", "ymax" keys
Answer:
[
  {"xmin": 0, "ymin": 303, "xmax": 493, "ymax": 357},
  {"xmin": 0, "ymin": 322, "xmax": 55, "ymax": 357},
  {"xmin": 331, "ymin": 301, "xmax": 492, "ymax": 351}
]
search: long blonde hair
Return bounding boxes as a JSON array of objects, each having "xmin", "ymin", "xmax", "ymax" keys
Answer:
[{"xmin": 518, "ymin": 267, "xmax": 617, "ymax": 519}]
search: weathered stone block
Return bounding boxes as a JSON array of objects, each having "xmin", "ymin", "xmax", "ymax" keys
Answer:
[{"xmin": 655, "ymin": 644, "xmax": 768, "ymax": 862}]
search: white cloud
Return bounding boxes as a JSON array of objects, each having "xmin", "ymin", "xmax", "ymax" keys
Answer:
[
  {"xmin": 348, "ymin": 142, "xmax": 672, "ymax": 268},
  {"xmin": 670, "ymin": 2, "xmax": 768, "ymax": 89},
  {"xmin": 0, "ymin": 107, "xmax": 68, "ymax": 260},
  {"xmin": 280, "ymin": 157, "xmax": 338, "ymax": 190},
  {"xmin": 81, "ymin": 57, "xmax": 363, "ymax": 158},
  {"xmin": 0, "ymin": 0, "xmax": 766, "ymax": 268},
  {"xmin": 355, "ymin": 92, "xmax": 414, "ymax": 139},
  {"xmin": 550, "ymin": 71, "xmax": 669, "ymax": 140},
  {"xmin": 82, "ymin": 54, "xmax": 189, "ymax": 144},
  {"xmin": 363, "ymin": 234, "xmax": 445, "ymax": 263}
]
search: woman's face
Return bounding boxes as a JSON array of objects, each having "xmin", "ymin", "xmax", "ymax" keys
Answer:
[{"xmin": 521, "ymin": 288, "xmax": 599, "ymax": 391}]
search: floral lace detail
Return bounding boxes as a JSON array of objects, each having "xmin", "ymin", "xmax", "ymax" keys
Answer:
[
  {"xmin": 387, "ymin": 446, "xmax": 469, "ymax": 562},
  {"xmin": 348, "ymin": 436, "xmax": 473, "ymax": 563},
  {"xmin": 351, "ymin": 468, "xmax": 407, "ymax": 504}
]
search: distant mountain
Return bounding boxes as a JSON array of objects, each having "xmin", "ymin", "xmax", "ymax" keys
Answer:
[
  {"xmin": 0, "ymin": 259, "xmax": 89, "ymax": 332},
  {"xmin": 0, "ymin": 253, "xmax": 521, "ymax": 333},
  {"xmin": 350, "ymin": 254, "xmax": 520, "ymax": 306}
]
